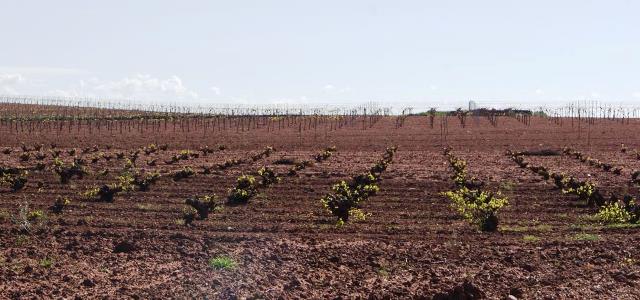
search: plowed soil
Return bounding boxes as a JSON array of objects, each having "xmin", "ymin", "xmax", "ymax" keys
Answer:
[{"xmin": 1, "ymin": 115, "xmax": 640, "ymax": 299}]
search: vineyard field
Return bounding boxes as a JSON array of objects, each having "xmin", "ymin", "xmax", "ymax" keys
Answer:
[{"xmin": 1, "ymin": 105, "xmax": 640, "ymax": 298}]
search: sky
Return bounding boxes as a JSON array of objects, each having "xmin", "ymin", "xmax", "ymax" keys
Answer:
[{"xmin": 1, "ymin": 0, "xmax": 639, "ymax": 110}]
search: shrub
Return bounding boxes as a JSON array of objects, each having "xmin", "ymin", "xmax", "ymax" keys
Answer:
[
  {"xmin": 218, "ymin": 159, "xmax": 239, "ymax": 170},
  {"xmin": 321, "ymin": 181, "xmax": 362, "ymax": 222},
  {"xmin": 596, "ymin": 195, "xmax": 640, "ymax": 224},
  {"xmin": 74, "ymin": 157, "xmax": 87, "ymax": 166},
  {"xmin": 314, "ymin": 149, "xmax": 334, "ymax": 162},
  {"xmin": 565, "ymin": 147, "xmax": 623, "ymax": 174},
  {"xmin": 227, "ymin": 175, "xmax": 257, "ymax": 204},
  {"xmin": 201, "ymin": 165, "xmax": 214, "ymax": 175},
  {"xmin": 251, "ymin": 146, "xmax": 275, "ymax": 161},
  {"xmin": 33, "ymin": 162, "xmax": 45, "ymax": 171},
  {"xmin": 562, "ymin": 181, "xmax": 594, "ymax": 198},
  {"xmin": 273, "ymin": 158, "xmax": 297, "ymax": 165},
  {"xmin": 1, "ymin": 171, "xmax": 28, "ymax": 192},
  {"xmin": 178, "ymin": 150, "xmax": 192, "ymax": 160},
  {"xmin": 83, "ymin": 184, "xmax": 122, "ymax": 202},
  {"xmin": 383, "ymin": 146, "xmax": 397, "ymax": 160},
  {"xmin": 128, "ymin": 151, "xmax": 139, "ymax": 166},
  {"xmin": 562, "ymin": 181, "xmax": 604, "ymax": 206},
  {"xmin": 199, "ymin": 146, "xmax": 215, "ymax": 156},
  {"xmin": 172, "ymin": 167, "xmax": 195, "ymax": 181},
  {"xmin": 299, "ymin": 160, "xmax": 314, "ymax": 168},
  {"xmin": 348, "ymin": 207, "xmax": 370, "ymax": 222},
  {"xmin": 49, "ymin": 197, "xmax": 71, "ymax": 214},
  {"xmin": 27, "ymin": 210, "xmax": 45, "ymax": 222},
  {"xmin": 321, "ymin": 173, "xmax": 381, "ymax": 223},
  {"xmin": 352, "ymin": 172, "xmax": 381, "ymax": 197},
  {"xmin": 529, "ymin": 165, "xmax": 550, "ymax": 180},
  {"xmin": 288, "ymin": 160, "xmax": 314, "ymax": 176},
  {"xmin": 441, "ymin": 187, "xmax": 508, "ymax": 231},
  {"xmin": 181, "ymin": 206, "xmax": 198, "ymax": 225},
  {"xmin": 52, "ymin": 158, "xmax": 86, "ymax": 184},
  {"xmin": 257, "ymin": 167, "xmax": 280, "ymax": 187},
  {"xmin": 96, "ymin": 169, "xmax": 109, "ymax": 177},
  {"xmin": 143, "ymin": 143, "xmax": 158, "ymax": 155},
  {"xmin": 123, "ymin": 158, "xmax": 135, "ymax": 170},
  {"xmin": 165, "ymin": 156, "xmax": 180, "ymax": 165},
  {"xmin": 49, "ymin": 150, "xmax": 62, "ymax": 158},
  {"xmin": 596, "ymin": 202, "xmax": 632, "ymax": 224},
  {"xmin": 116, "ymin": 172, "xmax": 136, "ymax": 192},
  {"xmin": 445, "ymin": 152, "xmax": 467, "ymax": 187},
  {"xmin": 370, "ymin": 160, "xmax": 389, "ymax": 175},
  {"xmin": 551, "ymin": 172, "xmax": 569, "ymax": 188},
  {"xmin": 0, "ymin": 166, "xmax": 19, "ymax": 175},
  {"xmin": 34, "ymin": 152, "xmax": 46, "ymax": 160},
  {"xmin": 321, "ymin": 147, "xmax": 395, "ymax": 224},
  {"xmin": 132, "ymin": 172, "xmax": 161, "ymax": 191},
  {"xmin": 185, "ymin": 195, "xmax": 219, "ymax": 220},
  {"xmin": 632, "ymin": 170, "xmax": 640, "ymax": 183},
  {"xmin": 19, "ymin": 152, "xmax": 30, "ymax": 162},
  {"xmin": 512, "ymin": 155, "xmax": 528, "ymax": 168},
  {"xmin": 82, "ymin": 186, "xmax": 101, "ymax": 199}
]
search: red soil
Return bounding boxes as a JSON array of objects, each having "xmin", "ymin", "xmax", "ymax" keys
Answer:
[{"xmin": 1, "ymin": 115, "xmax": 640, "ymax": 298}]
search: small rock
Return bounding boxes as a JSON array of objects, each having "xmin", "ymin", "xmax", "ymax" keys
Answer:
[
  {"xmin": 433, "ymin": 280, "xmax": 486, "ymax": 300},
  {"xmin": 113, "ymin": 241, "xmax": 136, "ymax": 253},
  {"xmin": 82, "ymin": 279, "xmax": 95, "ymax": 287},
  {"xmin": 509, "ymin": 287, "xmax": 524, "ymax": 298}
]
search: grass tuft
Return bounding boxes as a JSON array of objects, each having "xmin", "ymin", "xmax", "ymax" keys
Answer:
[
  {"xmin": 522, "ymin": 235, "xmax": 540, "ymax": 242},
  {"xmin": 499, "ymin": 180, "xmax": 516, "ymax": 191},
  {"xmin": 604, "ymin": 223, "xmax": 640, "ymax": 229},
  {"xmin": 0, "ymin": 209, "xmax": 9, "ymax": 222},
  {"xmin": 39, "ymin": 257, "xmax": 54, "ymax": 268},
  {"xmin": 377, "ymin": 267, "xmax": 390, "ymax": 277},
  {"xmin": 208, "ymin": 256, "xmax": 237, "ymax": 270},
  {"xmin": 136, "ymin": 204, "xmax": 158, "ymax": 211},
  {"xmin": 573, "ymin": 233, "xmax": 599, "ymax": 241}
]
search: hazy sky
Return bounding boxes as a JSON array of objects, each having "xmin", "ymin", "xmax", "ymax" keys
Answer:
[{"xmin": 1, "ymin": 0, "xmax": 639, "ymax": 109}]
